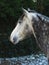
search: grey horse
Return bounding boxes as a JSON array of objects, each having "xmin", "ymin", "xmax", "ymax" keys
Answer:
[{"xmin": 10, "ymin": 8, "xmax": 49, "ymax": 63}]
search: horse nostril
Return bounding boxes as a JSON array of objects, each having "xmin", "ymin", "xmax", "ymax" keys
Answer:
[{"xmin": 13, "ymin": 37, "xmax": 17, "ymax": 43}]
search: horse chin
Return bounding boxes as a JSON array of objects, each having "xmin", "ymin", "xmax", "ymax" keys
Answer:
[
  {"xmin": 13, "ymin": 40, "xmax": 19, "ymax": 45},
  {"xmin": 13, "ymin": 40, "xmax": 23, "ymax": 45}
]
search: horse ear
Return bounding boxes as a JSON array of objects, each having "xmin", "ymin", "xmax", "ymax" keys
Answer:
[
  {"xmin": 22, "ymin": 8, "xmax": 29, "ymax": 16},
  {"xmin": 27, "ymin": 8, "xmax": 31, "ymax": 11}
]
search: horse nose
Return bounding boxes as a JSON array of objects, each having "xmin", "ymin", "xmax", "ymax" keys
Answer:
[{"xmin": 13, "ymin": 36, "xmax": 17, "ymax": 43}]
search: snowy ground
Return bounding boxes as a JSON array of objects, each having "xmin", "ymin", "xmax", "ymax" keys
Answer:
[{"xmin": 0, "ymin": 54, "xmax": 48, "ymax": 65}]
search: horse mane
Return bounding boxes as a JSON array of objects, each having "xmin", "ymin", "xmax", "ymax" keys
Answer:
[
  {"xmin": 32, "ymin": 11, "xmax": 49, "ymax": 58},
  {"xmin": 27, "ymin": 8, "xmax": 49, "ymax": 23},
  {"xmin": 37, "ymin": 13, "xmax": 49, "ymax": 23}
]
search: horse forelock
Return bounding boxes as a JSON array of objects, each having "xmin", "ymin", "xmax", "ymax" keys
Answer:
[{"xmin": 19, "ymin": 14, "xmax": 25, "ymax": 20}]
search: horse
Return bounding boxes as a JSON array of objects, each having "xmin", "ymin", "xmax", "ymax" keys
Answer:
[{"xmin": 10, "ymin": 8, "xmax": 49, "ymax": 63}]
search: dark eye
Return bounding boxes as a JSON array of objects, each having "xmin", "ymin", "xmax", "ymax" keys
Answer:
[{"xmin": 19, "ymin": 21, "xmax": 22, "ymax": 24}]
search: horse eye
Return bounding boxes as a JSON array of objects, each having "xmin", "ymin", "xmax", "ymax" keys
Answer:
[{"xmin": 19, "ymin": 21, "xmax": 22, "ymax": 24}]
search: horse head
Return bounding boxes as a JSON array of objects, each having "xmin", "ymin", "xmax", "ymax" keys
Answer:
[{"xmin": 10, "ymin": 8, "xmax": 38, "ymax": 44}]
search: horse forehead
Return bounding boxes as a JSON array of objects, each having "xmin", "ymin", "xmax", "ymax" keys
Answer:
[{"xmin": 18, "ymin": 12, "xmax": 39, "ymax": 24}]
